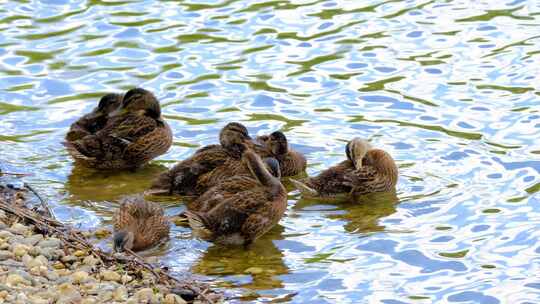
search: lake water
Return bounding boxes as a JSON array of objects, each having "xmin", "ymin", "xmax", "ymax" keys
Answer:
[{"xmin": 1, "ymin": 0, "xmax": 540, "ymax": 303}]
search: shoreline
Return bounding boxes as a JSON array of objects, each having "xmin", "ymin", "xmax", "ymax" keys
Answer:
[{"xmin": 0, "ymin": 177, "xmax": 222, "ymax": 304}]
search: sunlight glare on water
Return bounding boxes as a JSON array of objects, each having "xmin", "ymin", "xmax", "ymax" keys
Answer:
[{"xmin": 1, "ymin": 0, "xmax": 540, "ymax": 302}]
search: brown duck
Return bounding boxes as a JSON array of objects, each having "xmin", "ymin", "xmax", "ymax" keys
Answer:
[
  {"xmin": 256, "ymin": 131, "xmax": 306, "ymax": 177},
  {"xmin": 112, "ymin": 195, "xmax": 170, "ymax": 252},
  {"xmin": 185, "ymin": 151, "xmax": 287, "ymax": 246},
  {"xmin": 148, "ymin": 122, "xmax": 259, "ymax": 196},
  {"xmin": 188, "ymin": 156, "xmax": 281, "ymax": 213},
  {"xmin": 290, "ymin": 138, "xmax": 398, "ymax": 199},
  {"xmin": 65, "ymin": 93, "xmax": 122, "ymax": 141},
  {"xmin": 64, "ymin": 88, "xmax": 173, "ymax": 170}
]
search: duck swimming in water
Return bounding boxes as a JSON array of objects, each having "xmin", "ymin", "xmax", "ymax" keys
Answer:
[
  {"xmin": 64, "ymin": 88, "xmax": 173, "ymax": 170},
  {"xmin": 65, "ymin": 93, "xmax": 122, "ymax": 141},
  {"xmin": 290, "ymin": 138, "xmax": 398, "ymax": 199},
  {"xmin": 148, "ymin": 122, "xmax": 256, "ymax": 196},
  {"xmin": 112, "ymin": 195, "xmax": 170, "ymax": 252},
  {"xmin": 185, "ymin": 151, "xmax": 287, "ymax": 246},
  {"xmin": 256, "ymin": 131, "xmax": 306, "ymax": 177}
]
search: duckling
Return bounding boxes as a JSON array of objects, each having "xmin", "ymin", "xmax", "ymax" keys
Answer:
[
  {"xmin": 188, "ymin": 156, "xmax": 281, "ymax": 213},
  {"xmin": 185, "ymin": 151, "xmax": 287, "ymax": 246},
  {"xmin": 112, "ymin": 195, "xmax": 170, "ymax": 252},
  {"xmin": 256, "ymin": 131, "xmax": 307, "ymax": 176},
  {"xmin": 64, "ymin": 88, "xmax": 173, "ymax": 170},
  {"xmin": 66, "ymin": 93, "xmax": 122, "ymax": 141},
  {"xmin": 290, "ymin": 138, "xmax": 398, "ymax": 199},
  {"xmin": 148, "ymin": 122, "xmax": 256, "ymax": 196}
]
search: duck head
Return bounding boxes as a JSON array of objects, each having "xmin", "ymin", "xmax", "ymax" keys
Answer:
[
  {"xmin": 116, "ymin": 88, "xmax": 161, "ymax": 119},
  {"xmin": 219, "ymin": 122, "xmax": 252, "ymax": 155},
  {"xmin": 345, "ymin": 138, "xmax": 372, "ymax": 169},
  {"xmin": 97, "ymin": 93, "xmax": 122, "ymax": 115},
  {"xmin": 113, "ymin": 230, "xmax": 134, "ymax": 252},
  {"xmin": 257, "ymin": 131, "xmax": 288, "ymax": 156}
]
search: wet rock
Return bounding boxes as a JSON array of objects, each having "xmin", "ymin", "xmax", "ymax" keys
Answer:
[
  {"xmin": 61, "ymin": 255, "xmax": 77, "ymax": 264},
  {"xmin": 52, "ymin": 261, "xmax": 65, "ymax": 270},
  {"xmin": 100, "ymin": 270, "xmax": 121, "ymax": 282},
  {"xmin": 73, "ymin": 250, "xmax": 86, "ymax": 257}
]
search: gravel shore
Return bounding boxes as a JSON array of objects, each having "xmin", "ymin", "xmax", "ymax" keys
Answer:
[{"xmin": 0, "ymin": 182, "xmax": 221, "ymax": 304}]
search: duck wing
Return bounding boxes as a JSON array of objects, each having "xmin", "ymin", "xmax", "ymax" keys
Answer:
[{"xmin": 343, "ymin": 165, "xmax": 388, "ymax": 196}]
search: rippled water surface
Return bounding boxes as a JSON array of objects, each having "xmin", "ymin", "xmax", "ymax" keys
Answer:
[{"xmin": 1, "ymin": 0, "xmax": 540, "ymax": 302}]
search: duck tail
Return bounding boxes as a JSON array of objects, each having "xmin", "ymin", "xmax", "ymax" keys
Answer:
[
  {"xmin": 184, "ymin": 211, "xmax": 213, "ymax": 240},
  {"xmin": 289, "ymin": 178, "xmax": 319, "ymax": 197}
]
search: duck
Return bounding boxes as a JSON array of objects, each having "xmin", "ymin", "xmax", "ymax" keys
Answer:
[
  {"xmin": 187, "ymin": 156, "xmax": 281, "ymax": 213},
  {"xmin": 65, "ymin": 93, "xmax": 122, "ymax": 141},
  {"xmin": 256, "ymin": 131, "xmax": 307, "ymax": 177},
  {"xmin": 64, "ymin": 88, "xmax": 173, "ymax": 170},
  {"xmin": 112, "ymin": 195, "xmax": 170, "ymax": 252},
  {"xmin": 290, "ymin": 138, "xmax": 398, "ymax": 199},
  {"xmin": 185, "ymin": 151, "xmax": 287, "ymax": 246},
  {"xmin": 148, "ymin": 122, "xmax": 258, "ymax": 196}
]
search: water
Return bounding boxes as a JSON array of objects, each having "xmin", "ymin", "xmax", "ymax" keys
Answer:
[{"xmin": 1, "ymin": 0, "xmax": 540, "ymax": 302}]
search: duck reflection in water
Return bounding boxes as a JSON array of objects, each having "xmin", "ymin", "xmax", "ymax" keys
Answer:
[
  {"xmin": 64, "ymin": 163, "xmax": 168, "ymax": 206},
  {"xmin": 191, "ymin": 224, "xmax": 289, "ymax": 291},
  {"xmin": 293, "ymin": 191, "xmax": 399, "ymax": 234}
]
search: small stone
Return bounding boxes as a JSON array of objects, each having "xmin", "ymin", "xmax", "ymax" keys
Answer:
[
  {"xmin": 12, "ymin": 244, "xmax": 30, "ymax": 258},
  {"xmin": 244, "ymin": 267, "xmax": 263, "ymax": 275},
  {"xmin": 37, "ymin": 238, "xmax": 61, "ymax": 249},
  {"xmin": 0, "ymin": 290, "xmax": 8, "ymax": 299},
  {"xmin": 0, "ymin": 231, "xmax": 13, "ymax": 239},
  {"xmin": 28, "ymin": 295, "xmax": 49, "ymax": 304},
  {"xmin": 24, "ymin": 255, "xmax": 47, "ymax": 269},
  {"xmin": 82, "ymin": 255, "xmax": 98, "ymax": 266},
  {"xmin": 9, "ymin": 223, "xmax": 29, "ymax": 235},
  {"xmin": 56, "ymin": 283, "xmax": 81, "ymax": 304},
  {"xmin": 98, "ymin": 291, "xmax": 113, "ymax": 302},
  {"xmin": 164, "ymin": 294, "xmax": 187, "ymax": 304},
  {"xmin": 61, "ymin": 255, "xmax": 77, "ymax": 263},
  {"xmin": 0, "ymin": 250, "xmax": 13, "ymax": 261},
  {"xmin": 100, "ymin": 270, "xmax": 121, "ymax": 282},
  {"xmin": 113, "ymin": 286, "xmax": 128, "ymax": 301},
  {"xmin": 71, "ymin": 271, "xmax": 89, "ymax": 284},
  {"xmin": 23, "ymin": 234, "xmax": 43, "ymax": 246},
  {"xmin": 52, "ymin": 261, "xmax": 65, "ymax": 269},
  {"xmin": 46, "ymin": 271, "xmax": 59, "ymax": 281},
  {"xmin": 6, "ymin": 274, "xmax": 30, "ymax": 286},
  {"xmin": 121, "ymin": 274, "xmax": 133, "ymax": 284},
  {"xmin": 94, "ymin": 228, "xmax": 110, "ymax": 239},
  {"xmin": 73, "ymin": 250, "xmax": 86, "ymax": 257},
  {"xmin": 81, "ymin": 298, "xmax": 98, "ymax": 304},
  {"xmin": 135, "ymin": 288, "xmax": 155, "ymax": 302}
]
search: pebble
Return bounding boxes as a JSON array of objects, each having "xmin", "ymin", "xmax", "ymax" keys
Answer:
[
  {"xmin": 94, "ymin": 228, "xmax": 110, "ymax": 239},
  {"xmin": 12, "ymin": 244, "xmax": 30, "ymax": 258},
  {"xmin": 0, "ymin": 250, "xmax": 13, "ymax": 261},
  {"xmin": 135, "ymin": 288, "xmax": 155, "ymax": 302},
  {"xmin": 113, "ymin": 286, "xmax": 128, "ymax": 301},
  {"xmin": 37, "ymin": 238, "xmax": 61, "ymax": 249},
  {"xmin": 82, "ymin": 255, "xmax": 98, "ymax": 266},
  {"xmin": 9, "ymin": 223, "xmax": 29, "ymax": 235},
  {"xmin": 23, "ymin": 234, "xmax": 43, "ymax": 246},
  {"xmin": 71, "ymin": 271, "xmax": 89, "ymax": 284},
  {"xmin": 56, "ymin": 283, "xmax": 82, "ymax": 304},
  {"xmin": 73, "ymin": 250, "xmax": 86, "ymax": 257},
  {"xmin": 6, "ymin": 274, "xmax": 30, "ymax": 287},
  {"xmin": 0, "ymin": 231, "xmax": 13, "ymax": 239},
  {"xmin": 100, "ymin": 270, "xmax": 121, "ymax": 282}
]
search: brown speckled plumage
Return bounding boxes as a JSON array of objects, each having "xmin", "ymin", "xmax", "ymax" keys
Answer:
[
  {"xmin": 291, "ymin": 138, "xmax": 398, "ymax": 199},
  {"xmin": 65, "ymin": 93, "xmax": 122, "ymax": 142},
  {"xmin": 148, "ymin": 122, "xmax": 254, "ymax": 196},
  {"xmin": 64, "ymin": 88, "xmax": 172, "ymax": 170},
  {"xmin": 112, "ymin": 195, "xmax": 170, "ymax": 252},
  {"xmin": 256, "ymin": 131, "xmax": 307, "ymax": 176},
  {"xmin": 185, "ymin": 152, "xmax": 287, "ymax": 246}
]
